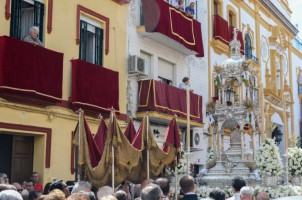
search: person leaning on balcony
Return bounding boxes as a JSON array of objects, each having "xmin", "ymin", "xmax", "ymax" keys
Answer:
[
  {"xmin": 178, "ymin": 77, "xmax": 193, "ymax": 92},
  {"xmin": 171, "ymin": 0, "xmax": 184, "ymax": 11},
  {"xmin": 185, "ymin": 2, "xmax": 195, "ymax": 18},
  {"xmin": 23, "ymin": 26, "xmax": 44, "ymax": 47}
]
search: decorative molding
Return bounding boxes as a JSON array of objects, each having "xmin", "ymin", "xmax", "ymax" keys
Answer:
[
  {"xmin": 47, "ymin": 0, "xmax": 53, "ymax": 34},
  {"xmin": 210, "ymin": 40, "xmax": 229, "ymax": 56},
  {"xmin": 5, "ymin": 0, "xmax": 11, "ymax": 20},
  {"xmin": 259, "ymin": 0, "xmax": 298, "ymax": 36},
  {"xmin": 112, "ymin": 0, "xmax": 131, "ymax": 5},
  {"xmin": 76, "ymin": 5, "xmax": 110, "ymax": 55},
  {"xmin": 136, "ymin": 111, "xmax": 204, "ymax": 128},
  {"xmin": 0, "ymin": 122, "xmax": 52, "ymax": 168}
]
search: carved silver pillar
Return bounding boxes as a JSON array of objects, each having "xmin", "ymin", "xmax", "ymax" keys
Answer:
[
  {"xmin": 218, "ymin": 129, "xmax": 222, "ymax": 161},
  {"xmin": 241, "ymin": 128, "xmax": 245, "ymax": 161},
  {"xmin": 252, "ymin": 129, "xmax": 256, "ymax": 161}
]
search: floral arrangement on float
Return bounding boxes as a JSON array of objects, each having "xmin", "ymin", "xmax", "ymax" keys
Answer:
[
  {"xmin": 214, "ymin": 64, "xmax": 223, "ymax": 87},
  {"xmin": 288, "ymin": 146, "xmax": 302, "ymax": 185},
  {"xmin": 256, "ymin": 138, "xmax": 284, "ymax": 177},
  {"xmin": 288, "ymin": 146, "xmax": 302, "ymax": 176},
  {"xmin": 197, "ymin": 186, "xmax": 233, "ymax": 198},
  {"xmin": 254, "ymin": 185, "xmax": 302, "ymax": 199}
]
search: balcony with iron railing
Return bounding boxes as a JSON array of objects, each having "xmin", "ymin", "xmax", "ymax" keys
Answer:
[
  {"xmin": 137, "ymin": 0, "xmax": 204, "ymax": 57},
  {"xmin": 292, "ymin": 37, "xmax": 302, "ymax": 54},
  {"xmin": 136, "ymin": 79, "xmax": 203, "ymax": 127}
]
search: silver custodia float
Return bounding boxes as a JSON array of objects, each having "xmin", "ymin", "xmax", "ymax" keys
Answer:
[{"xmin": 203, "ymin": 28, "xmax": 260, "ymax": 188}]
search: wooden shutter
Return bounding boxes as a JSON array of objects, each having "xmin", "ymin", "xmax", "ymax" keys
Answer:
[
  {"xmin": 95, "ymin": 27, "xmax": 104, "ymax": 66},
  {"xmin": 34, "ymin": 1, "xmax": 44, "ymax": 42},
  {"xmin": 10, "ymin": 0, "xmax": 22, "ymax": 39},
  {"xmin": 79, "ymin": 20, "xmax": 88, "ymax": 61}
]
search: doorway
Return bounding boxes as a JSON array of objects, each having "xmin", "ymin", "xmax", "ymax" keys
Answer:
[{"xmin": 0, "ymin": 133, "xmax": 34, "ymax": 183}]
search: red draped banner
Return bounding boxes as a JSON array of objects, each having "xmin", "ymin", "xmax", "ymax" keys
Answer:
[
  {"xmin": 142, "ymin": 0, "xmax": 204, "ymax": 57},
  {"xmin": 71, "ymin": 59, "xmax": 119, "ymax": 113},
  {"xmin": 213, "ymin": 15, "xmax": 229, "ymax": 44},
  {"xmin": 0, "ymin": 36, "xmax": 63, "ymax": 101},
  {"xmin": 137, "ymin": 80, "xmax": 203, "ymax": 123}
]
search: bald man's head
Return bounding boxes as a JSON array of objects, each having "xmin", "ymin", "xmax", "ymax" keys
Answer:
[
  {"xmin": 141, "ymin": 179, "xmax": 153, "ymax": 189},
  {"xmin": 257, "ymin": 191, "xmax": 269, "ymax": 200}
]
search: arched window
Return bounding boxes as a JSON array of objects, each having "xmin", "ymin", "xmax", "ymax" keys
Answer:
[
  {"xmin": 213, "ymin": 0, "xmax": 222, "ymax": 16},
  {"xmin": 245, "ymin": 34, "xmax": 252, "ymax": 59},
  {"xmin": 228, "ymin": 11, "xmax": 234, "ymax": 27}
]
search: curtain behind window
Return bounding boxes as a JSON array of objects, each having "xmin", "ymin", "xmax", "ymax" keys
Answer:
[{"xmin": 21, "ymin": 7, "xmax": 34, "ymax": 39}]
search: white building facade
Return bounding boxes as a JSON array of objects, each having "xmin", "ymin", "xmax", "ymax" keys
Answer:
[{"xmin": 126, "ymin": 0, "xmax": 302, "ymax": 172}]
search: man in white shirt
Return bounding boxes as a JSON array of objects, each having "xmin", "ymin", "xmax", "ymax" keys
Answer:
[
  {"xmin": 227, "ymin": 177, "xmax": 246, "ymax": 200},
  {"xmin": 178, "ymin": 77, "xmax": 193, "ymax": 92}
]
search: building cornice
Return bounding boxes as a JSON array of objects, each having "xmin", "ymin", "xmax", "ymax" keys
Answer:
[{"xmin": 259, "ymin": 0, "xmax": 298, "ymax": 36}]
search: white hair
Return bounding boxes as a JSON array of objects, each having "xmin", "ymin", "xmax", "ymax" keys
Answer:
[
  {"xmin": 0, "ymin": 190, "xmax": 23, "ymax": 200},
  {"xmin": 30, "ymin": 26, "xmax": 39, "ymax": 33},
  {"xmin": 71, "ymin": 181, "xmax": 92, "ymax": 193},
  {"xmin": 97, "ymin": 186, "xmax": 114, "ymax": 199},
  {"xmin": 240, "ymin": 186, "xmax": 254, "ymax": 197}
]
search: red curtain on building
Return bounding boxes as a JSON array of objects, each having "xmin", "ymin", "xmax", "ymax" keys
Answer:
[
  {"xmin": 71, "ymin": 59, "xmax": 119, "ymax": 113},
  {"xmin": 138, "ymin": 80, "xmax": 203, "ymax": 123},
  {"xmin": 213, "ymin": 15, "xmax": 229, "ymax": 44},
  {"xmin": 142, "ymin": 0, "xmax": 204, "ymax": 57},
  {"xmin": 0, "ymin": 36, "xmax": 63, "ymax": 101}
]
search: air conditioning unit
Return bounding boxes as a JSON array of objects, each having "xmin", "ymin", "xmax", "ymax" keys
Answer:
[
  {"xmin": 191, "ymin": 128, "xmax": 203, "ymax": 150},
  {"xmin": 128, "ymin": 55, "xmax": 147, "ymax": 75}
]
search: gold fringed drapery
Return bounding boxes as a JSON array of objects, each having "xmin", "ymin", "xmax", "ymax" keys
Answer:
[{"xmin": 73, "ymin": 112, "xmax": 181, "ymax": 187}]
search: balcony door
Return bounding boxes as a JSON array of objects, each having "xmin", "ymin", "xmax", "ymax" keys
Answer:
[{"xmin": 0, "ymin": 133, "xmax": 34, "ymax": 183}]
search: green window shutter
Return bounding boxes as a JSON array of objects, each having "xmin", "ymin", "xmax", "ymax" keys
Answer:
[
  {"xmin": 95, "ymin": 27, "xmax": 104, "ymax": 66},
  {"xmin": 34, "ymin": 1, "xmax": 44, "ymax": 42},
  {"xmin": 79, "ymin": 20, "xmax": 88, "ymax": 61},
  {"xmin": 10, "ymin": 0, "xmax": 22, "ymax": 39}
]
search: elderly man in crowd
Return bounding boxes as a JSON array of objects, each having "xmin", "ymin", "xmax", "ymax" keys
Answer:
[
  {"xmin": 0, "ymin": 173, "xmax": 9, "ymax": 184},
  {"xmin": 154, "ymin": 177, "xmax": 170, "ymax": 199},
  {"xmin": 256, "ymin": 191, "xmax": 269, "ymax": 200},
  {"xmin": 240, "ymin": 186, "xmax": 254, "ymax": 200},
  {"xmin": 0, "ymin": 190, "xmax": 22, "ymax": 200},
  {"xmin": 23, "ymin": 26, "xmax": 44, "ymax": 47},
  {"xmin": 140, "ymin": 183, "xmax": 164, "ymax": 200}
]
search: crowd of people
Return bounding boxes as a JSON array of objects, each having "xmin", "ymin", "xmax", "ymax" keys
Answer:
[{"xmin": 0, "ymin": 172, "xmax": 270, "ymax": 200}]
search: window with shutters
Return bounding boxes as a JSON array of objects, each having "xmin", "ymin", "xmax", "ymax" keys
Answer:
[
  {"xmin": 10, "ymin": 0, "xmax": 44, "ymax": 41},
  {"xmin": 79, "ymin": 19, "xmax": 104, "ymax": 66},
  {"xmin": 158, "ymin": 58, "xmax": 175, "ymax": 86}
]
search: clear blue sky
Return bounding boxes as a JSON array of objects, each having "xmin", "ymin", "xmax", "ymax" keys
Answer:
[{"xmin": 289, "ymin": 1, "xmax": 302, "ymax": 38}]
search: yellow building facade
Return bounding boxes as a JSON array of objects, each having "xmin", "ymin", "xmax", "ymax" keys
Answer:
[{"xmin": 0, "ymin": 0, "xmax": 129, "ymax": 185}]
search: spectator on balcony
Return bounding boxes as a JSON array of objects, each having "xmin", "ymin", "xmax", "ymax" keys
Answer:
[
  {"xmin": 23, "ymin": 26, "xmax": 44, "ymax": 47},
  {"xmin": 185, "ymin": 2, "xmax": 195, "ymax": 18},
  {"xmin": 178, "ymin": 77, "xmax": 193, "ymax": 92},
  {"xmin": 171, "ymin": 0, "xmax": 184, "ymax": 11}
]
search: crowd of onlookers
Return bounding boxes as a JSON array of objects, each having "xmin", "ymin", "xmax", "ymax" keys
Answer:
[{"xmin": 0, "ymin": 172, "xmax": 269, "ymax": 200}]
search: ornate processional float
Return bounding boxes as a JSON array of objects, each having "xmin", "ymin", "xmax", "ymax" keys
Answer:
[{"xmin": 203, "ymin": 29, "xmax": 260, "ymax": 188}]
